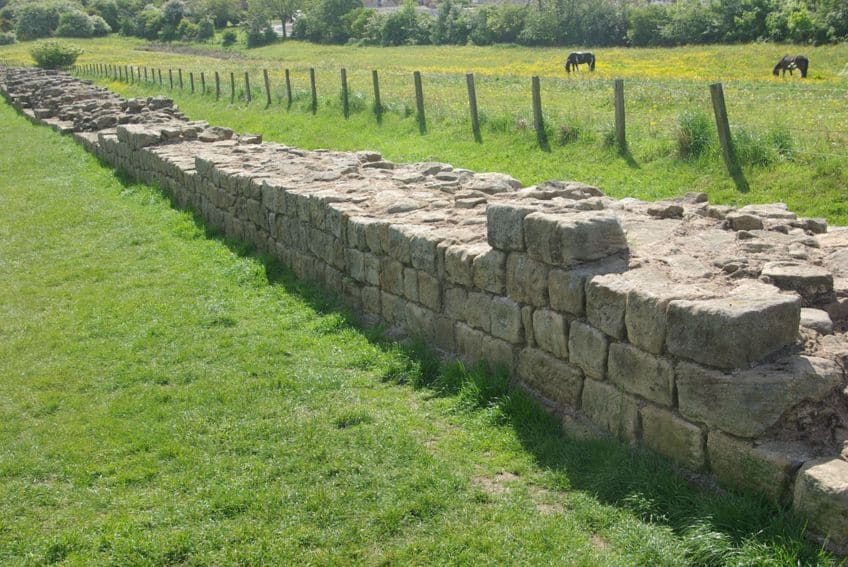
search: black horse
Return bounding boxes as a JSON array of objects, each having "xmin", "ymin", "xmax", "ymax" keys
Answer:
[
  {"xmin": 773, "ymin": 55, "xmax": 809, "ymax": 78},
  {"xmin": 564, "ymin": 52, "xmax": 596, "ymax": 73}
]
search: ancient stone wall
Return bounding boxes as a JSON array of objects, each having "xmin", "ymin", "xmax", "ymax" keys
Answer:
[{"xmin": 3, "ymin": 67, "xmax": 847, "ymax": 552}]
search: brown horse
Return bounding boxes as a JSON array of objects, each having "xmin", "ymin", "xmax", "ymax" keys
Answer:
[
  {"xmin": 564, "ymin": 52, "xmax": 595, "ymax": 73},
  {"xmin": 773, "ymin": 55, "xmax": 809, "ymax": 78}
]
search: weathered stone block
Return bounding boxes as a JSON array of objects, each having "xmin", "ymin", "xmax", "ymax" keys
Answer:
[
  {"xmin": 532, "ymin": 308, "xmax": 568, "ymax": 358},
  {"xmin": 568, "ymin": 321, "xmax": 608, "ymax": 380},
  {"xmin": 445, "ymin": 244, "xmax": 485, "ymax": 287},
  {"xmin": 761, "ymin": 261, "xmax": 834, "ymax": 305},
  {"xmin": 625, "ymin": 280, "xmax": 712, "ymax": 355},
  {"xmin": 403, "ymin": 267, "xmax": 419, "ymax": 302},
  {"xmin": 387, "ymin": 224, "xmax": 413, "ymax": 264},
  {"xmin": 456, "ymin": 322, "xmax": 485, "ymax": 364},
  {"xmin": 506, "ymin": 253, "xmax": 549, "ymax": 306},
  {"xmin": 472, "ymin": 247, "xmax": 507, "ymax": 294},
  {"xmin": 491, "ymin": 297, "xmax": 524, "ymax": 344},
  {"xmin": 549, "ymin": 268, "xmax": 587, "ymax": 316},
  {"xmin": 581, "ymin": 379, "xmax": 639, "ymax": 441},
  {"xmin": 641, "ymin": 405, "xmax": 705, "ymax": 470},
  {"xmin": 586, "ymin": 274, "xmax": 631, "ymax": 340},
  {"xmin": 380, "ymin": 258, "xmax": 404, "ymax": 295},
  {"xmin": 433, "ymin": 316, "xmax": 455, "ymax": 352},
  {"xmin": 608, "ymin": 343, "xmax": 674, "ymax": 407},
  {"xmin": 381, "ymin": 292, "xmax": 406, "ymax": 326},
  {"xmin": 482, "ymin": 335, "xmax": 515, "ymax": 374},
  {"xmin": 346, "ymin": 248, "xmax": 365, "ymax": 282},
  {"xmin": 793, "ymin": 458, "xmax": 848, "ymax": 553},
  {"xmin": 466, "ymin": 292, "xmax": 493, "ymax": 332},
  {"xmin": 521, "ymin": 305, "xmax": 535, "ymax": 348},
  {"xmin": 524, "ymin": 211, "xmax": 628, "ymax": 267},
  {"xmin": 417, "ymin": 272, "xmax": 441, "ymax": 311},
  {"xmin": 406, "ymin": 303, "xmax": 436, "ymax": 340},
  {"xmin": 410, "ymin": 232, "xmax": 441, "ymax": 275},
  {"xmin": 666, "ymin": 287, "xmax": 801, "ymax": 369},
  {"xmin": 517, "ymin": 348, "xmax": 583, "ymax": 407},
  {"xmin": 486, "ymin": 203, "xmax": 535, "ymax": 251},
  {"xmin": 708, "ymin": 432, "xmax": 813, "ymax": 502},
  {"xmin": 364, "ymin": 219, "xmax": 389, "ymax": 255},
  {"xmin": 444, "ymin": 286, "xmax": 468, "ymax": 321},
  {"xmin": 677, "ymin": 356, "xmax": 842, "ymax": 438}
]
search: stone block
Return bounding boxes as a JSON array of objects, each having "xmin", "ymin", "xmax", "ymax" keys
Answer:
[
  {"xmin": 411, "ymin": 232, "xmax": 441, "ymax": 275},
  {"xmin": 472, "ymin": 247, "xmax": 507, "ymax": 294},
  {"xmin": 406, "ymin": 303, "xmax": 436, "ymax": 340},
  {"xmin": 491, "ymin": 297, "xmax": 524, "ymax": 344},
  {"xmin": 586, "ymin": 274, "xmax": 631, "ymax": 340},
  {"xmin": 456, "ymin": 322, "xmax": 485, "ymax": 364},
  {"xmin": 466, "ymin": 292, "xmax": 493, "ymax": 332},
  {"xmin": 387, "ymin": 224, "xmax": 413, "ymax": 264},
  {"xmin": 380, "ymin": 258, "xmax": 405, "ymax": 295},
  {"xmin": 346, "ymin": 216, "xmax": 370, "ymax": 250},
  {"xmin": 506, "ymin": 253, "xmax": 549, "ymax": 306},
  {"xmin": 568, "ymin": 321, "xmax": 608, "ymax": 380},
  {"xmin": 800, "ymin": 308, "xmax": 833, "ymax": 335},
  {"xmin": 522, "ymin": 305, "xmax": 535, "ymax": 348},
  {"xmin": 666, "ymin": 286, "xmax": 801, "ymax": 369},
  {"xmin": 677, "ymin": 356, "xmax": 842, "ymax": 438},
  {"xmin": 403, "ymin": 267, "xmax": 419, "ymax": 302},
  {"xmin": 433, "ymin": 316, "xmax": 455, "ymax": 352},
  {"xmin": 381, "ymin": 292, "xmax": 406, "ymax": 326},
  {"xmin": 761, "ymin": 261, "xmax": 834, "ymax": 305},
  {"xmin": 517, "ymin": 348, "xmax": 584, "ymax": 407},
  {"xmin": 445, "ymin": 244, "xmax": 485, "ymax": 287},
  {"xmin": 482, "ymin": 335, "xmax": 516, "ymax": 374},
  {"xmin": 532, "ymin": 309, "xmax": 568, "ymax": 358},
  {"xmin": 608, "ymin": 343, "xmax": 674, "ymax": 407},
  {"xmin": 346, "ymin": 248, "xmax": 365, "ymax": 282},
  {"xmin": 364, "ymin": 219, "xmax": 389, "ymax": 255},
  {"xmin": 708, "ymin": 432, "xmax": 814, "ymax": 502},
  {"xmin": 486, "ymin": 203, "xmax": 535, "ymax": 251},
  {"xmin": 362, "ymin": 254, "xmax": 380, "ymax": 286},
  {"xmin": 524, "ymin": 211, "xmax": 628, "ymax": 267},
  {"xmin": 581, "ymin": 379, "xmax": 640, "ymax": 441},
  {"xmin": 417, "ymin": 272, "xmax": 442, "ymax": 311},
  {"xmin": 793, "ymin": 458, "xmax": 848, "ymax": 553},
  {"xmin": 444, "ymin": 286, "xmax": 468, "ymax": 321},
  {"xmin": 641, "ymin": 405, "xmax": 705, "ymax": 470},
  {"xmin": 549, "ymin": 268, "xmax": 588, "ymax": 316},
  {"xmin": 626, "ymin": 279, "xmax": 712, "ymax": 355}
]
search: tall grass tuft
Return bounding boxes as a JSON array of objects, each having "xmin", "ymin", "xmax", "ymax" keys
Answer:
[{"xmin": 676, "ymin": 109, "xmax": 714, "ymax": 159}]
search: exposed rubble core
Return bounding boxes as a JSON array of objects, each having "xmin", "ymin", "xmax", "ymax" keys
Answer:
[{"xmin": 2, "ymin": 66, "xmax": 847, "ymax": 553}]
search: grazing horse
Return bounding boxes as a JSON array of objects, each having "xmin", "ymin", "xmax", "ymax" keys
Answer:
[
  {"xmin": 564, "ymin": 52, "xmax": 596, "ymax": 73},
  {"xmin": 773, "ymin": 55, "xmax": 809, "ymax": 78}
]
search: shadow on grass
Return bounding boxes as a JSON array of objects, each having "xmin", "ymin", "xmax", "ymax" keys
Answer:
[{"xmin": 105, "ymin": 162, "xmax": 831, "ymax": 565}]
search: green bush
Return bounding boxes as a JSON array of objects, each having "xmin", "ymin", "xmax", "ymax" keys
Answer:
[
  {"xmin": 90, "ymin": 15, "xmax": 110, "ymax": 36},
  {"xmin": 221, "ymin": 29, "xmax": 237, "ymax": 46},
  {"xmin": 197, "ymin": 19, "xmax": 214, "ymax": 40},
  {"xmin": 676, "ymin": 109, "xmax": 714, "ymax": 159},
  {"xmin": 176, "ymin": 18, "xmax": 199, "ymax": 40},
  {"xmin": 56, "ymin": 10, "xmax": 94, "ymax": 37},
  {"xmin": 15, "ymin": 3, "xmax": 59, "ymax": 40},
  {"xmin": 30, "ymin": 40, "xmax": 83, "ymax": 69},
  {"xmin": 0, "ymin": 31, "xmax": 15, "ymax": 44}
]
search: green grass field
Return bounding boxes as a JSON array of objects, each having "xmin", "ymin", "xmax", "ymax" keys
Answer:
[
  {"xmin": 0, "ymin": 79, "xmax": 839, "ymax": 563},
  {"xmin": 3, "ymin": 36, "xmax": 848, "ymax": 223}
]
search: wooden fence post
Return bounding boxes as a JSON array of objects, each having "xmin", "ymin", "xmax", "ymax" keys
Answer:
[
  {"xmin": 230, "ymin": 72, "xmax": 235, "ymax": 103},
  {"xmin": 215, "ymin": 71, "xmax": 220, "ymax": 100},
  {"xmin": 178, "ymin": 68, "xmax": 183, "ymax": 89},
  {"xmin": 169, "ymin": 69, "xmax": 174, "ymax": 89},
  {"xmin": 340, "ymin": 68, "xmax": 349, "ymax": 118},
  {"xmin": 531, "ymin": 76, "xmax": 547, "ymax": 148},
  {"xmin": 709, "ymin": 83, "xmax": 747, "ymax": 191},
  {"xmin": 372, "ymin": 70, "xmax": 382, "ymax": 122},
  {"xmin": 144, "ymin": 66, "xmax": 148, "ymax": 82},
  {"xmin": 158, "ymin": 68, "xmax": 162, "ymax": 86},
  {"xmin": 125, "ymin": 65, "xmax": 129, "ymax": 82},
  {"xmin": 413, "ymin": 70, "xmax": 426, "ymax": 134},
  {"xmin": 263, "ymin": 68, "xmax": 271, "ymax": 106},
  {"xmin": 466, "ymin": 72, "xmax": 481, "ymax": 142},
  {"xmin": 190, "ymin": 72, "xmax": 194, "ymax": 93},
  {"xmin": 309, "ymin": 67, "xmax": 317, "ymax": 114},
  {"xmin": 614, "ymin": 78, "xmax": 626, "ymax": 150},
  {"xmin": 244, "ymin": 71, "xmax": 251, "ymax": 103},
  {"xmin": 201, "ymin": 72, "xmax": 206, "ymax": 95},
  {"xmin": 285, "ymin": 69, "xmax": 292, "ymax": 108}
]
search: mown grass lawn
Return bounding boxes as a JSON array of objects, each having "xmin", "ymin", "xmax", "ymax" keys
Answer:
[
  {"xmin": 3, "ymin": 36, "xmax": 848, "ymax": 224},
  {"xmin": 0, "ymin": 86, "xmax": 839, "ymax": 564}
]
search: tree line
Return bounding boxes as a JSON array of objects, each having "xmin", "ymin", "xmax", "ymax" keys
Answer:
[{"xmin": 1, "ymin": 0, "xmax": 846, "ymax": 47}]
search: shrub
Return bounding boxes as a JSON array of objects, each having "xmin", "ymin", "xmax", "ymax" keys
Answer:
[
  {"xmin": 732, "ymin": 126, "xmax": 773, "ymax": 166},
  {"xmin": 30, "ymin": 40, "xmax": 82, "ymax": 69},
  {"xmin": 221, "ymin": 29, "xmax": 237, "ymax": 46},
  {"xmin": 56, "ymin": 10, "xmax": 94, "ymax": 37},
  {"xmin": 0, "ymin": 31, "xmax": 15, "ymax": 44},
  {"xmin": 197, "ymin": 19, "xmax": 214, "ymax": 40},
  {"xmin": 91, "ymin": 0, "xmax": 119, "ymax": 31},
  {"xmin": 90, "ymin": 15, "xmax": 110, "ymax": 36},
  {"xmin": 176, "ymin": 18, "xmax": 199, "ymax": 40},
  {"xmin": 15, "ymin": 3, "xmax": 59, "ymax": 40},
  {"xmin": 676, "ymin": 109, "xmax": 714, "ymax": 159}
]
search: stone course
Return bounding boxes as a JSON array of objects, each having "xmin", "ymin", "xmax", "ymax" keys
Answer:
[{"xmin": 3, "ymin": 66, "xmax": 848, "ymax": 553}]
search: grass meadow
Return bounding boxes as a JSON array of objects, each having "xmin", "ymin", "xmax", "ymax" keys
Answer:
[
  {"xmin": 0, "ymin": 69, "xmax": 841, "ymax": 563},
  {"xmin": 3, "ymin": 36, "xmax": 848, "ymax": 223}
]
